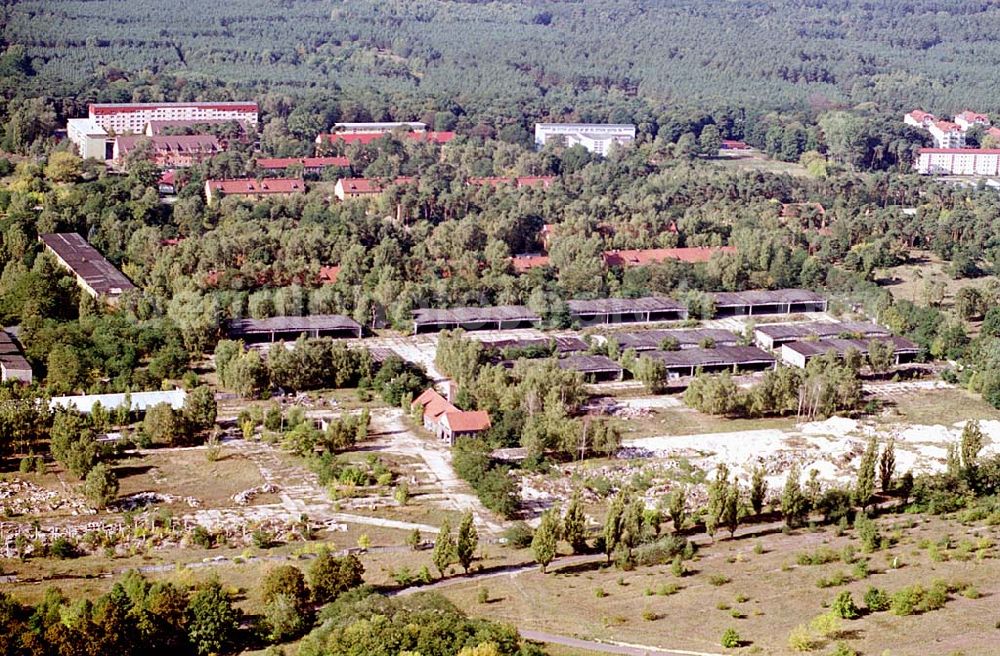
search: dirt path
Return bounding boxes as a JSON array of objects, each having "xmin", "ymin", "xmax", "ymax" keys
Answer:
[{"xmin": 368, "ymin": 409, "xmax": 504, "ymax": 534}]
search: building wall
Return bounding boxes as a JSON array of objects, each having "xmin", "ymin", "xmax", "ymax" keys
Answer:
[
  {"xmin": 917, "ymin": 152, "xmax": 1000, "ymax": 175},
  {"xmin": 91, "ymin": 105, "xmax": 258, "ymax": 135},
  {"xmin": 1, "ymin": 364, "xmax": 32, "ymax": 384},
  {"xmin": 779, "ymin": 346, "xmax": 809, "ymax": 368}
]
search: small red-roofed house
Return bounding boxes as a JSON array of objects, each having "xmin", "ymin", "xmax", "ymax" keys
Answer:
[
  {"xmin": 511, "ymin": 254, "xmax": 551, "ymax": 273},
  {"xmin": 904, "ymin": 109, "xmax": 936, "ymax": 129},
  {"xmin": 318, "ymin": 265, "xmax": 340, "ymax": 285},
  {"xmin": 412, "ymin": 388, "xmax": 491, "ymax": 444},
  {"xmin": 954, "ymin": 110, "xmax": 991, "ymax": 132},
  {"xmin": 257, "ymin": 156, "xmax": 349, "ymax": 175},
  {"xmin": 334, "ymin": 177, "xmax": 416, "ymax": 200},
  {"xmin": 721, "ymin": 140, "xmax": 751, "ymax": 150}
]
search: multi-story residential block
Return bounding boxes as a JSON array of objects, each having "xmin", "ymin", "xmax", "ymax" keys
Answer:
[
  {"xmin": 954, "ymin": 110, "xmax": 991, "ymax": 131},
  {"xmin": 204, "ymin": 178, "xmax": 306, "ymax": 203},
  {"xmin": 903, "ymin": 109, "xmax": 936, "ymax": 129},
  {"xmin": 927, "ymin": 120, "xmax": 965, "ymax": 148},
  {"xmin": 915, "ymin": 148, "xmax": 1000, "ymax": 175},
  {"xmin": 88, "ymin": 102, "xmax": 259, "ymax": 134},
  {"xmin": 113, "ymin": 134, "xmax": 222, "ymax": 169},
  {"xmin": 534, "ymin": 123, "xmax": 636, "ymax": 155}
]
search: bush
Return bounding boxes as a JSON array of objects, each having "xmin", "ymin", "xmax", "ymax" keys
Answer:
[
  {"xmin": 503, "ymin": 522, "xmax": 534, "ymax": 548},
  {"xmin": 809, "ymin": 612, "xmax": 842, "ymax": 638},
  {"xmin": 829, "ymin": 643, "xmax": 859, "ymax": 656},
  {"xmin": 594, "ymin": 587, "xmax": 607, "ymax": 598},
  {"xmin": 477, "ymin": 587, "xmax": 489, "ymax": 604},
  {"xmin": 787, "ymin": 624, "xmax": 818, "ymax": 652},
  {"xmin": 191, "ymin": 525, "xmax": 214, "ymax": 548},
  {"xmin": 891, "ymin": 585, "xmax": 922, "ymax": 616},
  {"xmin": 831, "ymin": 591, "xmax": 859, "ymax": 619},
  {"xmin": 864, "ymin": 586, "xmax": 891, "ymax": 612},
  {"xmin": 720, "ymin": 627, "xmax": 741, "ymax": 648},
  {"xmin": 49, "ymin": 537, "xmax": 77, "ymax": 559},
  {"xmin": 83, "ymin": 463, "xmax": 119, "ymax": 509},
  {"xmin": 643, "ymin": 609, "xmax": 659, "ymax": 621},
  {"xmin": 634, "ymin": 536, "xmax": 689, "ymax": 566},
  {"xmin": 253, "ymin": 529, "xmax": 276, "ymax": 549},
  {"xmin": 657, "ymin": 582, "xmax": 681, "ymax": 596},
  {"xmin": 308, "ymin": 551, "xmax": 364, "ymax": 604},
  {"xmin": 709, "ymin": 574, "xmax": 730, "ymax": 586},
  {"xmin": 797, "ymin": 546, "xmax": 839, "ymax": 566}
]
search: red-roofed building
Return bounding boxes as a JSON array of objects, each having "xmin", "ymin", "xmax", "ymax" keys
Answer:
[
  {"xmin": 929, "ymin": 121, "xmax": 965, "ymax": 148},
  {"xmin": 158, "ymin": 170, "xmax": 176, "ymax": 195},
  {"xmin": 721, "ymin": 140, "xmax": 751, "ymax": 150},
  {"xmin": 318, "ymin": 265, "xmax": 340, "ymax": 284},
  {"xmin": 113, "ymin": 134, "xmax": 222, "ymax": 170},
  {"xmin": 954, "ymin": 110, "xmax": 991, "ymax": 131},
  {"xmin": 511, "ymin": 254, "xmax": 551, "ymax": 273},
  {"xmin": 904, "ymin": 109, "xmax": 936, "ymax": 129},
  {"xmin": 257, "ymin": 157, "xmax": 349, "ymax": 175},
  {"xmin": 412, "ymin": 388, "xmax": 490, "ymax": 444},
  {"xmin": 334, "ymin": 177, "xmax": 416, "ymax": 201},
  {"xmin": 316, "ymin": 131, "xmax": 456, "ymax": 148},
  {"xmin": 602, "ymin": 246, "xmax": 736, "ymax": 267},
  {"xmin": 987, "ymin": 126, "xmax": 1000, "ymax": 142},
  {"xmin": 204, "ymin": 178, "xmax": 305, "ymax": 203}
]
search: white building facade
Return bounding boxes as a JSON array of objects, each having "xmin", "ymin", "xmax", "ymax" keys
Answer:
[
  {"xmin": 67, "ymin": 118, "xmax": 109, "ymax": 159},
  {"xmin": 916, "ymin": 148, "xmax": 1000, "ymax": 175},
  {"xmin": 928, "ymin": 121, "xmax": 965, "ymax": 149},
  {"xmin": 332, "ymin": 122, "xmax": 426, "ymax": 134},
  {"xmin": 534, "ymin": 123, "xmax": 636, "ymax": 155},
  {"xmin": 88, "ymin": 102, "xmax": 259, "ymax": 134}
]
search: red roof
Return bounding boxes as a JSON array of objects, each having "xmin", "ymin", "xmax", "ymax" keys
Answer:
[
  {"xmin": 602, "ymin": 246, "xmax": 737, "ymax": 267},
  {"xmin": 516, "ymin": 176, "xmax": 556, "ymax": 188},
  {"xmin": 413, "ymin": 389, "xmax": 456, "ymax": 421},
  {"xmin": 318, "ymin": 131, "xmax": 455, "ymax": 146},
  {"xmin": 159, "ymin": 170, "xmax": 175, "ymax": 185},
  {"xmin": 511, "ymin": 254, "xmax": 551, "ymax": 272},
  {"xmin": 206, "ymin": 178, "xmax": 305, "ymax": 194},
  {"xmin": 907, "ymin": 110, "xmax": 935, "ymax": 122},
  {"xmin": 918, "ymin": 148, "xmax": 1000, "ymax": 155},
  {"xmin": 442, "ymin": 410, "xmax": 491, "ymax": 433},
  {"xmin": 337, "ymin": 177, "xmax": 416, "ymax": 195},
  {"xmin": 956, "ymin": 110, "xmax": 989, "ymax": 123},
  {"xmin": 318, "ymin": 265, "xmax": 340, "ymax": 284},
  {"xmin": 257, "ymin": 156, "xmax": 349, "ymax": 169},
  {"xmin": 933, "ymin": 120, "xmax": 961, "ymax": 132},
  {"xmin": 721, "ymin": 140, "xmax": 750, "ymax": 149},
  {"xmin": 116, "ymin": 134, "xmax": 221, "ymax": 156}
]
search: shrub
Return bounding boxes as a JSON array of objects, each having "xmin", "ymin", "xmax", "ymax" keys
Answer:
[
  {"xmin": 657, "ymin": 582, "xmax": 680, "ymax": 596},
  {"xmin": 191, "ymin": 525, "xmax": 214, "ymax": 549},
  {"xmin": 252, "ymin": 528, "xmax": 275, "ymax": 549},
  {"xmin": 49, "ymin": 537, "xmax": 77, "ymax": 559},
  {"xmin": 864, "ymin": 586, "xmax": 891, "ymax": 612},
  {"xmin": 829, "ymin": 642, "xmax": 859, "ymax": 656},
  {"xmin": 787, "ymin": 624, "xmax": 818, "ymax": 652},
  {"xmin": 831, "ymin": 591, "xmax": 859, "ymax": 619},
  {"xmin": 809, "ymin": 612, "xmax": 842, "ymax": 638},
  {"xmin": 83, "ymin": 463, "xmax": 119, "ymax": 509},
  {"xmin": 643, "ymin": 609, "xmax": 659, "ymax": 621},
  {"xmin": 477, "ymin": 587, "xmax": 489, "ymax": 604},
  {"xmin": 503, "ymin": 521, "xmax": 534, "ymax": 548},
  {"xmin": 634, "ymin": 535, "xmax": 689, "ymax": 566},
  {"xmin": 671, "ymin": 554, "xmax": 686, "ymax": 577},
  {"xmin": 852, "ymin": 559, "xmax": 869, "ymax": 580},
  {"xmin": 720, "ymin": 627, "xmax": 741, "ymax": 648},
  {"xmin": 709, "ymin": 574, "xmax": 730, "ymax": 586},
  {"xmin": 891, "ymin": 585, "xmax": 922, "ymax": 616},
  {"xmin": 594, "ymin": 587, "xmax": 607, "ymax": 598},
  {"xmin": 797, "ymin": 546, "xmax": 839, "ymax": 566}
]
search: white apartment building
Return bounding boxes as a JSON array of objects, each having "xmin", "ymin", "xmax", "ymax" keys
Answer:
[
  {"xmin": 954, "ymin": 110, "xmax": 991, "ymax": 132},
  {"xmin": 903, "ymin": 110, "xmax": 936, "ymax": 129},
  {"xmin": 88, "ymin": 102, "xmax": 259, "ymax": 134},
  {"xmin": 927, "ymin": 121, "xmax": 965, "ymax": 149},
  {"xmin": 916, "ymin": 148, "xmax": 1000, "ymax": 175},
  {"xmin": 66, "ymin": 118, "xmax": 110, "ymax": 159},
  {"xmin": 534, "ymin": 123, "xmax": 636, "ymax": 155},
  {"xmin": 332, "ymin": 122, "xmax": 426, "ymax": 134}
]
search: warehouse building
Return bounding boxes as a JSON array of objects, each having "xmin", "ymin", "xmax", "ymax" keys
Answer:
[
  {"xmin": 557, "ymin": 354, "xmax": 624, "ymax": 382},
  {"xmin": 67, "ymin": 118, "xmax": 110, "ymax": 160},
  {"xmin": 39, "ymin": 233, "xmax": 136, "ymax": 304},
  {"xmin": 610, "ymin": 328, "xmax": 741, "ymax": 352},
  {"xmin": 412, "ymin": 306, "xmax": 541, "ymax": 334},
  {"xmin": 710, "ymin": 289, "xmax": 827, "ymax": 316},
  {"xmin": 568, "ymin": 297, "xmax": 688, "ymax": 326},
  {"xmin": 643, "ymin": 346, "xmax": 776, "ymax": 378},
  {"xmin": 534, "ymin": 123, "xmax": 636, "ymax": 155},
  {"xmin": 0, "ymin": 331, "xmax": 31, "ymax": 384},
  {"xmin": 226, "ymin": 315, "xmax": 363, "ymax": 343},
  {"xmin": 51, "ymin": 389, "xmax": 187, "ymax": 415},
  {"xmin": 780, "ymin": 336, "xmax": 920, "ymax": 368},
  {"xmin": 754, "ymin": 321, "xmax": 890, "ymax": 351}
]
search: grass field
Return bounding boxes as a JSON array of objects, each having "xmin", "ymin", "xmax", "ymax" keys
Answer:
[
  {"xmin": 879, "ymin": 387, "xmax": 1000, "ymax": 427},
  {"xmin": 710, "ymin": 152, "xmax": 811, "ymax": 177},
  {"xmin": 441, "ymin": 512, "xmax": 1000, "ymax": 656},
  {"xmin": 879, "ymin": 251, "xmax": 996, "ymax": 313}
]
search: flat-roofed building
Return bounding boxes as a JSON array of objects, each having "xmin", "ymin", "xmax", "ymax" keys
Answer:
[
  {"xmin": 568, "ymin": 297, "xmax": 688, "ymax": 326},
  {"xmin": 710, "ymin": 289, "xmax": 827, "ymax": 316},
  {"xmin": 474, "ymin": 335, "xmax": 588, "ymax": 357},
  {"xmin": 412, "ymin": 306, "xmax": 541, "ymax": 334},
  {"xmin": 205, "ymin": 178, "xmax": 305, "ymax": 203},
  {"xmin": 67, "ymin": 118, "xmax": 110, "ymax": 159},
  {"xmin": 602, "ymin": 247, "xmax": 736, "ymax": 267},
  {"xmin": 780, "ymin": 336, "xmax": 920, "ymax": 368},
  {"xmin": 144, "ymin": 118, "xmax": 251, "ymax": 137},
  {"xmin": 89, "ymin": 102, "xmax": 259, "ymax": 135},
  {"xmin": 51, "ymin": 389, "xmax": 187, "ymax": 415},
  {"xmin": 915, "ymin": 148, "xmax": 1000, "ymax": 175},
  {"xmin": 256, "ymin": 157, "xmax": 349, "ymax": 175},
  {"xmin": 39, "ymin": 233, "xmax": 136, "ymax": 304},
  {"xmin": 643, "ymin": 346, "xmax": 776, "ymax": 379},
  {"xmin": 534, "ymin": 123, "xmax": 636, "ymax": 155},
  {"xmin": 316, "ymin": 131, "xmax": 454, "ymax": 148},
  {"xmin": 557, "ymin": 354, "xmax": 624, "ymax": 382},
  {"xmin": 610, "ymin": 328, "xmax": 741, "ymax": 352},
  {"xmin": 226, "ymin": 315, "xmax": 362, "ymax": 343},
  {"xmin": 754, "ymin": 321, "xmax": 889, "ymax": 351},
  {"xmin": 0, "ymin": 331, "xmax": 31, "ymax": 383},
  {"xmin": 333, "ymin": 122, "xmax": 427, "ymax": 134}
]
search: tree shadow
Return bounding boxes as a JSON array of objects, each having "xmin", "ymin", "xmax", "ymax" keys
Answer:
[{"xmin": 113, "ymin": 464, "xmax": 155, "ymax": 478}]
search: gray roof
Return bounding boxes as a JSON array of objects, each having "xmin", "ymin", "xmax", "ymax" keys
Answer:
[
  {"xmin": 227, "ymin": 314, "xmax": 361, "ymax": 337},
  {"xmin": 0, "ymin": 354, "xmax": 31, "ymax": 372},
  {"xmin": 644, "ymin": 346, "xmax": 776, "ymax": 368},
  {"xmin": 568, "ymin": 297, "xmax": 685, "ymax": 315},
  {"xmin": 756, "ymin": 321, "xmax": 889, "ymax": 341},
  {"xmin": 0, "ymin": 331, "xmax": 21, "ymax": 355},
  {"xmin": 612, "ymin": 328, "xmax": 740, "ymax": 351},
  {"xmin": 478, "ymin": 336, "xmax": 588, "ymax": 354},
  {"xmin": 39, "ymin": 233, "xmax": 136, "ymax": 297},
  {"xmin": 712, "ymin": 289, "xmax": 825, "ymax": 306},
  {"xmin": 782, "ymin": 336, "xmax": 919, "ymax": 359},
  {"xmin": 412, "ymin": 305, "xmax": 541, "ymax": 325},
  {"xmin": 557, "ymin": 354, "xmax": 624, "ymax": 374}
]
